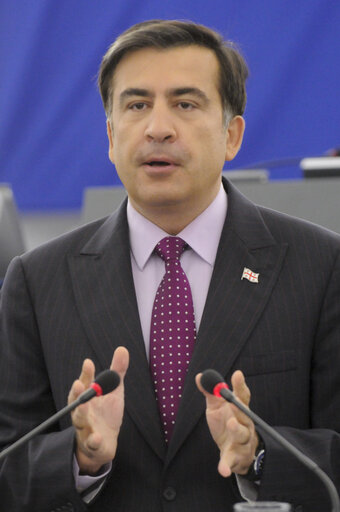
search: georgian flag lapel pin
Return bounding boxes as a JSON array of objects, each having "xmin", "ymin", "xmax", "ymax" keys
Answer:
[{"xmin": 241, "ymin": 267, "xmax": 259, "ymax": 283}]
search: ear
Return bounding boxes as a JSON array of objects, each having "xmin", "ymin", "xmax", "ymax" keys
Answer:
[
  {"xmin": 225, "ymin": 116, "xmax": 245, "ymax": 161},
  {"xmin": 107, "ymin": 119, "xmax": 115, "ymax": 163}
]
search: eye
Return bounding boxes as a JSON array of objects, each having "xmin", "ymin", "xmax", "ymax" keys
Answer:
[
  {"xmin": 129, "ymin": 102, "xmax": 147, "ymax": 111},
  {"xmin": 177, "ymin": 101, "xmax": 195, "ymax": 111}
]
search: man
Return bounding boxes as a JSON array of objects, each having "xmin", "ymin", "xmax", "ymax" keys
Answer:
[{"xmin": 0, "ymin": 19, "xmax": 339, "ymax": 512}]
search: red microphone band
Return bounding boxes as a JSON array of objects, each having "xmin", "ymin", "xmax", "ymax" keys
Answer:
[
  {"xmin": 90, "ymin": 382, "xmax": 103, "ymax": 397},
  {"xmin": 213, "ymin": 382, "xmax": 229, "ymax": 398}
]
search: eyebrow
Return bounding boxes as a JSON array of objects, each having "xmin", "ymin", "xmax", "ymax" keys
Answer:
[
  {"xmin": 119, "ymin": 86, "xmax": 209, "ymax": 106},
  {"xmin": 169, "ymin": 87, "xmax": 209, "ymax": 104},
  {"xmin": 119, "ymin": 88, "xmax": 153, "ymax": 107}
]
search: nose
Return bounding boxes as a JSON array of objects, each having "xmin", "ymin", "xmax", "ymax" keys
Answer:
[{"xmin": 144, "ymin": 102, "xmax": 177, "ymax": 143}]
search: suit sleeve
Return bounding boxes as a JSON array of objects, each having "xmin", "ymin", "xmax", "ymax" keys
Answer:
[
  {"xmin": 257, "ymin": 250, "xmax": 340, "ymax": 509},
  {"xmin": 0, "ymin": 256, "xmax": 88, "ymax": 512}
]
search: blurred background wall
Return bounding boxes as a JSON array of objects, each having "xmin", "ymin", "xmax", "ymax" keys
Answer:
[
  {"xmin": 1, "ymin": 0, "xmax": 339, "ymax": 211},
  {"xmin": 0, "ymin": 1, "xmax": 339, "ymax": 252}
]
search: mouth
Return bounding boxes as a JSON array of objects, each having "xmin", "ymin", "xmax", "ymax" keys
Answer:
[
  {"xmin": 141, "ymin": 158, "xmax": 179, "ymax": 174},
  {"xmin": 143, "ymin": 159, "xmax": 177, "ymax": 167}
]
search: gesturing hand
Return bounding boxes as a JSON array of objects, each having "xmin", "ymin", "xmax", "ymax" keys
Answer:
[
  {"xmin": 68, "ymin": 346, "xmax": 129, "ymax": 475},
  {"xmin": 196, "ymin": 370, "xmax": 258, "ymax": 478}
]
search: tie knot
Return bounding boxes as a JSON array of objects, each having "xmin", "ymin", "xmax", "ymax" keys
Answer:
[{"xmin": 155, "ymin": 236, "xmax": 187, "ymax": 262}]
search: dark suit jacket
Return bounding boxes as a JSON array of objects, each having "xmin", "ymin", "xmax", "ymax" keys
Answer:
[{"xmin": 0, "ymin": 178, "xmax": 340, "ymax": 512}]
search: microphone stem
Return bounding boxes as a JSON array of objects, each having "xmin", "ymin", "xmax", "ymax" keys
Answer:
[{"xmin": 221, "ymin": 389, "xmax": 340, "ymax": 512}]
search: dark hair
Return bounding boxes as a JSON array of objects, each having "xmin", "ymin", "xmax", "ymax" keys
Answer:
[{"xmin": 98, "ymin": 20, "xmax": 248, "ymax": 120}]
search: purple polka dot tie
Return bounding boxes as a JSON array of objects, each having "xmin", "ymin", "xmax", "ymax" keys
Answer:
[{"xmin": 150, "ymin": 236, "xmax": 196, "ymax": 442}]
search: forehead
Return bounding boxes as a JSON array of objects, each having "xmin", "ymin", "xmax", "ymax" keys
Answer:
[{"xmin": 112, "ymin": 45, "xmax": 221, "ymax": 97}]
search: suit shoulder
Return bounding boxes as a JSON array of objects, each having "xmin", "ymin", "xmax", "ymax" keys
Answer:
[
  {"xmin": 21, "ymin": 217, "xmax": 108, "ymax": 263},
  {"xmin": 258, "ymin": 204, "xmax": 340, "ymax": 251}
]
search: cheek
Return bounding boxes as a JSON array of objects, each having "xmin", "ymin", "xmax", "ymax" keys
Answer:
[
  {"xmin": 195, "ymin": 119, "xmax": 226, "ymax": 148},
  {"xmin": 111, "ymin": 133, "xmax": 132, "ymax": 166},
  {"xmin": 196, "ymin": 131, "xmax": 227, "ymax": 166},
  {"xmin": 114, "ymin": 123, "xmax": 143, "ymax": 158}
]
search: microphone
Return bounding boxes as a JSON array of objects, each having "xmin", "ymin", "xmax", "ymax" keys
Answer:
[
  {"xmin": 0, "ymin": 369, "xmax": 120, "ymax": 461},
  {"xmin": 201, "ymin": 369, "xmax": 340, "ymax": 512},
  {"xmin": 74, "ymin": 369, "xmax": 120, "ymax": 405}
]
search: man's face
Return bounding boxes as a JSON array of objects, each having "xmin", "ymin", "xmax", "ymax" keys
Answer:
[{"xmin": 107, "ymin": 45, "xmax": 244, "ymax": 219}]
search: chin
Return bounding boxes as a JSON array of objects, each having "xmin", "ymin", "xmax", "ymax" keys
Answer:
[{"xmin": 138, "ymin": 184, "xmax": 187, "ymax": 204}]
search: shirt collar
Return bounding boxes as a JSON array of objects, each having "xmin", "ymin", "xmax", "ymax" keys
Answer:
[{"xmin": 127, "ymin": 183, "xmax": 227, "ymax": 270}]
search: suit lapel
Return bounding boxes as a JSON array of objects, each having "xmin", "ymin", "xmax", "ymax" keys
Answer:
[
  {"xmin": 166, "ymin": 179, "xmax": 288, "ymax": 463},
  {"xmin": 68, "ymin": 202, "xmax": 166, "ymax": 460}
]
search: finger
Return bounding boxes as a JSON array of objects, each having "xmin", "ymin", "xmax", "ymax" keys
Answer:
[
  {"xmin": 110, "ymin": 346, "xmax": 129, "ymax": 380},
  {"xmin": 217, "ymin": 419, "xmax": 254, "ymax": 477},
  {"xmin": 218, "ymin": 445, "xmax": 250, "ymax": 477},
  {"xmin": 79, "ymin": 358, "xmax": 95, "ymax": 388},
  {"xmin": 227, "ymin": 416, "xmax": 251, "ymax": 445},
  {"xmin": 231, "ymin": 370, "xmax": 251, "ymax": 406},
  {"xmin": 229, "ymin": 371, "xmax": 254, "ymax": 428},
  {"xmin": 195, "ymin": 373, "xmax": 205, "ymax": 393},
  {"xmin": 84, "ymin": 431, "xmax": 102, "ymax": 453},
  {"xmin": 228, "ymin": 402, "xmax": 254, "ymax": 432},
  {"xmin": 68, "ymin": 379, "xmax": 85, "ymax": 405},
  {"xmin": 218, "ymin": 450, "xmax": 251, "ymax": 477},
  {"xmin": 68, "ymin": 359, "xmax": 95, "ymax": 406},
  {"xmin": 218, "ymin": 458, "xmax": 232, "ymax": 478},
  {"xmin": 72, "ymin": 403, "xmax": 91, "ymax": 432}
]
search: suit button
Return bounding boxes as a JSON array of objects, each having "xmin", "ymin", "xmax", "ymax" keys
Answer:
[{"xmin": 163, "ymin": 487, "xmax": 176, "ymax": 501}]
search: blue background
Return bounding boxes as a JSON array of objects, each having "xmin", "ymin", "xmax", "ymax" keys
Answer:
[{"xmin": 0, "ymin": 1, "xmax": 339, "ymax": 210}]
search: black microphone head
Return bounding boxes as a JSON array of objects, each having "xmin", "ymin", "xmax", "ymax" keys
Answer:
[
  {"xmin": 201, "ymin": 369, "xmax": 225, "ymax": 394},
  {"xmin": 94, "ymin": 369, "xmax": 120, "ymax": 395}
]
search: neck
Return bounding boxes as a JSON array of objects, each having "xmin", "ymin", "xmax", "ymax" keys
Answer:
[
  {"xmin": 129, "ymin": 191, "xmax": 219, "ymax": 235},
  {"xmin": 138, "ymin": 210, "xmax": 196, "ymax": 235}
]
